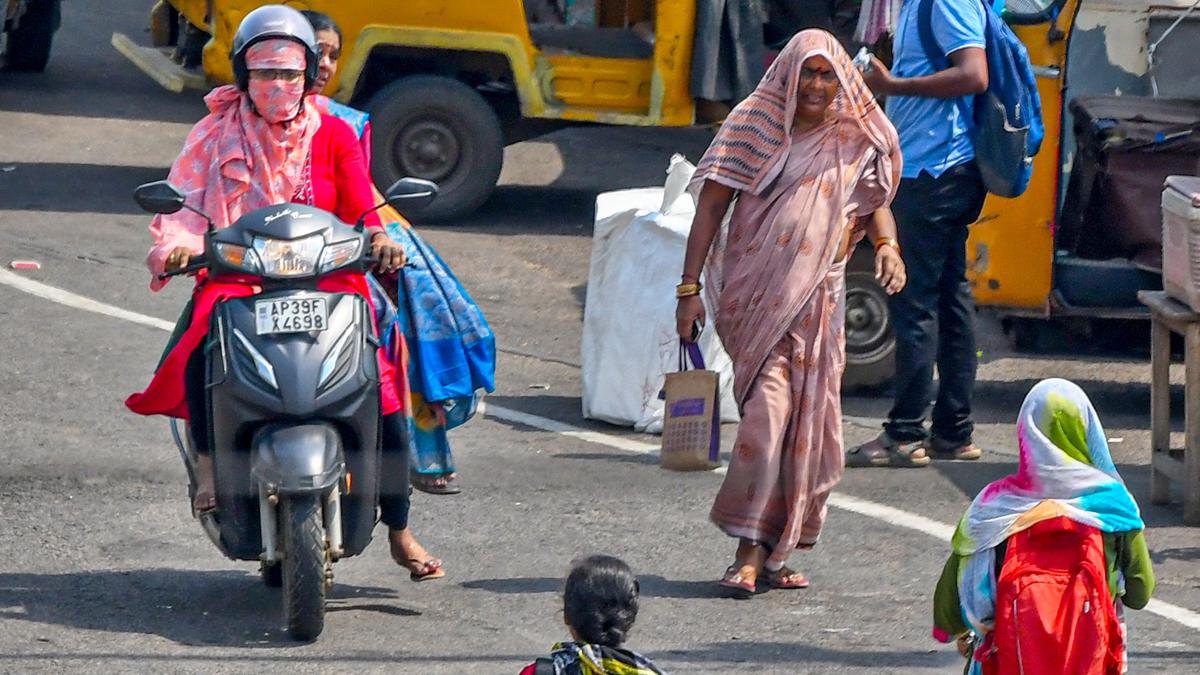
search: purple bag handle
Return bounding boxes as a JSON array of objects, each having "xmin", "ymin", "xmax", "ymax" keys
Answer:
[{"xmin": 679, "ymin": 340, "xmax": 707, "ymax": 371}]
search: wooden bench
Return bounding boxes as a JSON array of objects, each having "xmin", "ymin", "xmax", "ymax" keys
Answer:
[{"xmin": 1140, "ymin": 290, "xmax": 1200, "ymax": 524}]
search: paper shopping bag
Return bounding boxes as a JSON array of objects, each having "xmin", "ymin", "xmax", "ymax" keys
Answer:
[{"xmin": 660, "ymin": 341, "xmax": 722, "ymax": 471}]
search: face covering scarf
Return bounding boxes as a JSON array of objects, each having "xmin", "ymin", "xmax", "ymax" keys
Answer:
[{"xmin": 245, "ymin": 39, "xmax": 308, "ymax": 123}]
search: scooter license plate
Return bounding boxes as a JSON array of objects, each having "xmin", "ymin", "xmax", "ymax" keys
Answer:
[{"xmin": 255, "ymin": 297, "xmax": 329, "ymax": 335}]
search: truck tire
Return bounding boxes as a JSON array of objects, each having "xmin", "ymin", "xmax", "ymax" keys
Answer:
[
  {"xmin": 842, "ymin": 245, "xmax": 896, "ymax": 392},
  {"xmin": 281, "ymin": 495, "xmax": 326, "ymax": 642},
  {"xmin": 367, "ymin": 75, "xmax": 504, "ymax": 223},
  {"xmin": 4, "ymin": 0, "xmax": 60, "ymax": 73}
]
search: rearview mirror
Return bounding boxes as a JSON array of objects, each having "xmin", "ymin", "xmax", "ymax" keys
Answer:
[
  {"xmin": 134, "ymin": 180, "xmax": 187, "ymax": 215},
  {"xmin": 384, "ymin": 177, "xmax": 438, "ymax": 211}
]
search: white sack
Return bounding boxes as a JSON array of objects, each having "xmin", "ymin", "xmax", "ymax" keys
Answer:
[{"xmin": 581, "ymin": 155, "xmax": 740, "ymax": 433}]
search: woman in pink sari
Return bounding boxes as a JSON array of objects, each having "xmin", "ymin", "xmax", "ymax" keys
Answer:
[{"xmin": 677, "ymin": 29, "xmax": 906, "ymax": 596}]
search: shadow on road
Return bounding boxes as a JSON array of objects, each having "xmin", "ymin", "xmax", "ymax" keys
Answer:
[
  {"xmin": 424, "ymin": 125, "xmax": 714, "ymax": 236},
  {"xmin": 845, "ymin": 377, "xmax": 1175, "ymax": 430},
  {"xmin": 462, "ymin": 574, "xmax": 727, "ymax": 600},
  {"xmin": 0, "ymin": 163, "xmax": 168, "ymax": 214},
  {"xmin": 654, "ymin": 640, "xmax": 961, "ymax": 669},
  {"xmin": 0, "ymin": 568, "xmax": 417, "ymax": 647},
  {"xmin": 452, "ymin": 185, "xmax": 598, "ymax": 235},
  {"xmin": 0, "ymin": 0, "xmax": 206, "ymax": 125}
]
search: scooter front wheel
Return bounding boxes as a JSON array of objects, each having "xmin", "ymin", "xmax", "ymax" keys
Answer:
[{"xmin": 281, "ymin": 494, "xmax": 327, "ymax": 641}]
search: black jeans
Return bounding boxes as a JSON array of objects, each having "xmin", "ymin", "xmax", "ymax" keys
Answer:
[
  {"xmin": 184, "ymin": 346, "xmax": 411, "ymax": 530},
  {"xmin": 884, "ymin": 162, "xmax": 987, "ymax": 446}
]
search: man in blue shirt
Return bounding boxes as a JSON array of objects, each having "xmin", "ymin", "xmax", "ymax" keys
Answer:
[{"xmin": 847, "ymin": 0, "xmax": 989, "ymax": 468}]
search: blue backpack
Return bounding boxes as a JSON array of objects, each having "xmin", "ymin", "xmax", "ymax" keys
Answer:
[{"xmin": 917, "ymin": 0, "xmax": 1044, "ymax": 198}]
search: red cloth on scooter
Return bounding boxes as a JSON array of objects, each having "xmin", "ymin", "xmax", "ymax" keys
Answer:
[{"xmin": 125, "ymin": 269, "xmax": 404, "ymax": 419}]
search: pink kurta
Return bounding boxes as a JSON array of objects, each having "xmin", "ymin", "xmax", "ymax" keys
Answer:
[{"xmin": 708, "ymin": 123, "xmax": 889, "ymax": 571}]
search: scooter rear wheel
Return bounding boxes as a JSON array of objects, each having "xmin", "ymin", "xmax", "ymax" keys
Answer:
[{"xmin": 281, "ymin": 494, "xmax": 327, "ymax": 641}]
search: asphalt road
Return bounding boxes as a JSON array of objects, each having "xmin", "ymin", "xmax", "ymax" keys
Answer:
[{"xmin": 1, "ymin": 2, "xmax": 1198, "ymax": 673}]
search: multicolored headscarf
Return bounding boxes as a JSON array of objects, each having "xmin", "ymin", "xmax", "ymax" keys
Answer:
[
  {"xmin": 540, "ymin": 642, "xmax": 666, "ymax": 675},
  {"xmin": 951, "ymin": 378, "xmax": 1144, "ymax": 637},
  {"xmin": 687, "ymin": 29, "xmax": 900, "ymax": 197}
]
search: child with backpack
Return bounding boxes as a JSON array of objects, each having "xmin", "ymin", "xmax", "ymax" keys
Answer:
[
  {"xmin": 932, "ymin": 378, "xmax": 1155, "ymax": 675},
  {"xmin": 520, "ymin": 555, "xmax": 667, "ymax": 675}
]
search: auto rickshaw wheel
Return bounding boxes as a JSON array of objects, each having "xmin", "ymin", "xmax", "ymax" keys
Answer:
[
  {"xmin": 368, "ymin": 75, "xmax": 504, "ymax": 223},
  {"xmin": 3, "ymin": 0, "xmax": 60, "ymax": 73},
  {"xmin": 843, "ymin": 244, "xmax": 895, "ymax": 392}
]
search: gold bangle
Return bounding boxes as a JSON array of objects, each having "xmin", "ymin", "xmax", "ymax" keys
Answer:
[
  {"xmin": 676, "ymin": 282, "xmax": 702, "ymax": 298},
  {"xmin": 874, "ymin": 237, "xmax": 900, "ymax": 255}
]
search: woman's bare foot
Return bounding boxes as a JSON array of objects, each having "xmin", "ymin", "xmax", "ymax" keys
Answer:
[
  {"xmin": 389, "ymin": 527, "xmax": 445, "ymax": 581},
  {"xmin": 193, "ymin": 454, "xmax": 216, "ymax": 515}
]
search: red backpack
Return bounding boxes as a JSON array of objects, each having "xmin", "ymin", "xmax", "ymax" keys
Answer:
[{"xmin": 980, "ymin": 516, "xmax": 1124, "ymax": 675}]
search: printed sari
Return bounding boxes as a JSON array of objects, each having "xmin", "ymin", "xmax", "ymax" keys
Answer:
[{"xmin": 689, "ymin": 30, "xmax": 901, "ymax": 571}]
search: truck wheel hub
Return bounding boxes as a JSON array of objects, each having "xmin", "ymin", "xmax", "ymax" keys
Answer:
[
  {"xmin": 844, "ymin": 285, "xmax": 889, "ymax": 354},
  {"xmin": 398, "ymin": 119, "xmax": 459, "ymax": 182}
]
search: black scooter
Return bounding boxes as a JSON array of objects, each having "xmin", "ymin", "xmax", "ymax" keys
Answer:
[{"xmin": 134, "ymin": 177, "xmax": 436, "ymax": 641}]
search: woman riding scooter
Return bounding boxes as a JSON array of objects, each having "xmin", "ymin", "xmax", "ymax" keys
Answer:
[{"xmin": 125, "ymin": 4, "xmax": 444, "ymax": 581}]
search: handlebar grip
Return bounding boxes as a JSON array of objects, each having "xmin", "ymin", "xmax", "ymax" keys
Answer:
[{"xmin": 157, "ymin": 254, "xmax": 208, "ymax": 281}]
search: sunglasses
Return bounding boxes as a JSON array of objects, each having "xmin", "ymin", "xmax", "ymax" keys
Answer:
[{"xmin": 248, "ymin": 69, "xmax": 305, "ymax": 82}]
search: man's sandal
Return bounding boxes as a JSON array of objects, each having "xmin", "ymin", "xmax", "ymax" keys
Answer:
[
  {"xmin": 926, "ymin": 438, "xmax": 982, "ymax": 461},
  {"xmin": 845, "ymin": 434, "xmax": 931, "ymax": 468}
]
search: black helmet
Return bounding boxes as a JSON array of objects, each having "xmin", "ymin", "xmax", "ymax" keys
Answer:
[{"xmin": 230, "ymin": 5, "xmax": 319, "ymax": 91}]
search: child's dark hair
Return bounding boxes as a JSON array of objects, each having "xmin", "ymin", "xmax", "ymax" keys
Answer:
[
  {"xmin": 563, "ymin": 555, "xmax": 640, "ymax": 648},
  {"xmin": 299, "ymin": 9, "xmax": 342, "ymax": 44}
]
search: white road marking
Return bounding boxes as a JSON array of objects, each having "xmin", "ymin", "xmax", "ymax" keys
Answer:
[
  {"xmin": 826, "ymin": 493, "xmax": 957, "ymax": 542},
  {"xmin": 485, "ymin": 404, "xmax": 659, "ymax": 454},
  {"xmin": 4, "ymin": 268, "xmax": 1200, "ymax": 635},
  {"xmin": 0, "ymin": 268, "xmax": 175, "ymax": 332}
]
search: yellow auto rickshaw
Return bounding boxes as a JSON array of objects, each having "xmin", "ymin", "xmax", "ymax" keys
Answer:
[{"xmin": 114, "ymin": 1, "xmax": 1200, "ymax": 388}]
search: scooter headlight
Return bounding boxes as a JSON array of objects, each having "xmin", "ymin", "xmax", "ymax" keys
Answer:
[
  {"xmin": 213, "ymin": 242, "xmax": 262, "ymax": 274},
  {"xmin": 252, "ymin": 234, "xmax": 324, "ymax": 277},
  {"xmin": 317, "ymin": 238, "xmax": 363, "ymax": 274}
]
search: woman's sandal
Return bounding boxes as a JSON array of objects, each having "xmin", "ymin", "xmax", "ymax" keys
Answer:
[
  {"xmin": 192, "ymin": 491, "xmax": 217, "ymax": 517},
  {"xmin": 402, "ymin": 557, "xmax": 446, "ymax": 582},
  {"xmin": 412, "ymin": 472, "xmax": 462, "ymax": 495},
  {"xmin": 719, "ymin": 564, "xmax": 758, "ymax": 599},
  {"xmin": 763, "ymin": 566, "xmax": 809, "ymax": 590}
]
